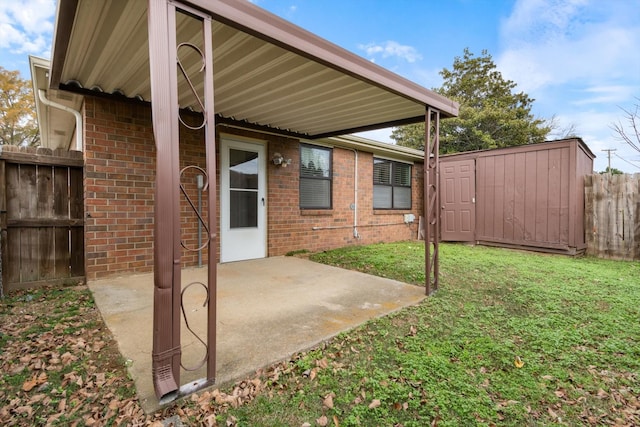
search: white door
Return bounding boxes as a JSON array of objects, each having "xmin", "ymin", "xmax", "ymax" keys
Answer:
[{"xmin": 220, "ymin": 138, "xmax": 267, "ymax": 262}]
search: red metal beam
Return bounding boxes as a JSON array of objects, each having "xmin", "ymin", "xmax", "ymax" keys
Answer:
[
  {"xmin": 202, "ymin": 10, "xmax": 218, "ymax": 384},
  {"xmin": 424, "ymin": 108, "xmax": 440, "ymax": 295}
]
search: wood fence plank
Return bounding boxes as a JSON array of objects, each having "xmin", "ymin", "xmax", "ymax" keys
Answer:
[
  {"xmin": 70, "ymin": 167, "xmax": 83, "ymax": 220},
  {"xmin": 37, "ymin": 166, "xmax": 54, "ymax": 218},
  {"xmin": 20, "ymin": 228, "xmax": 39, "ymax": 283},
  {"xmin": 6, "ymin": 164, "xmax": 19, "ymax": 218},
  {"xmin": 0, "ymin": 159, "xmax": 6, "ymax": 295},
  {"xmin": 69, "ymin": 167, "xmax": 84, "ymax": 276},
  {"xmin": 19, "ymin": 165, "xmax": 37, "ymax": 219},
  {"xmin": 6, "ymin": 228, "xmax": 20, "ymax": 285},
  {"xmin": 585, "ymin": 173, "xmax": 639, "ymax": 260},
  {"xmin": 54, "ymin": 227, "xmax": 70, "ymax": 279},
  {"xmin": 39, "ymin": 227, "xmax": 55, "ymax": 280},
  {"xmin": 70, "ymin": 226, "xmax": 84, "ymax": 277},
  {"xmin": 37, "ymin": 166, "xmax": 55, "ymax": 280},
  {"xmin": 54, "ymin": 167, "xmax": 69, "ymax": 219}
]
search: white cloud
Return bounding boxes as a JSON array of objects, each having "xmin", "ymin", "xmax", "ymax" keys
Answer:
[
  {"xmin": 495, "ymin": 0, "xmax": 640, "ymax": 173},
  {"xmin": 358, "ymin": 41, "xmax": 422, "ymax": 63},
  {"xmin": 497, "ymin": 0, "xmax": 640, "ymax": 95},
  {"xmin": 0, "ymin": 0, "xmax": 55, "ymax": 55},
  {"xmin": 571, "ymin": 85, "xmax": 635, "ymax": 106}
]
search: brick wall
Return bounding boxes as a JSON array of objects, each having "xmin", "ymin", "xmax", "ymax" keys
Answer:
[
  {"xmin": 267, "ymin": 142, "xmax": 424, "ymax": 256},
  {"xmin": 84, "ymin": 97, "xmax": 424, "ymax": 280},
  {"xmin": 84, "ymin": 97, "xmax": 209, "ymax": 280}
]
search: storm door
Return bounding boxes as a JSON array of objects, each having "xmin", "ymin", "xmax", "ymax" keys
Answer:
[{"xmin": 220, "ymin": 138, "xmax": 266, "ymax": 262}]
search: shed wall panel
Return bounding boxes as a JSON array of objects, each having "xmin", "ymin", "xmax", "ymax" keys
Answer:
[
  {"xmin": 493, "ymin": 155, "xmax": 505, "ymax": 239},
  {"xmin": 503, "ymin": 153, "xmax": 515, "ymax": 241},
  {"xmin": 441, "ymin": 138, "xmax": 594, "ymax": 254},
  {"xmin": 535, "ymin": 149, "xmax": 549, "ymax": 243}
]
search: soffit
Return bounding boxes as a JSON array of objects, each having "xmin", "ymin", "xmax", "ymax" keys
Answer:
[
  {"xmin": 51, "ymin": 0, "xmax": 458, "ymax": 139},
  {"xmin": 30, "ymin": 56, "xmax": 83, "ymax": 150}
]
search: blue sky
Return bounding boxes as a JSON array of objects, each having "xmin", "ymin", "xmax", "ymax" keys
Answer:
[{"xmin": 1, "ymin": 0, "xmax": 639, "ymax": 172}]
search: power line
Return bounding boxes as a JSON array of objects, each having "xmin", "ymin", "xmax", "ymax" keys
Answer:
[{"xmin": 613, "ymin": 152, "xmax": 640, "ymax": 171}]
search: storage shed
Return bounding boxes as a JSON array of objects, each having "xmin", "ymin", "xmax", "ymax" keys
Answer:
[{"xmin": 439, "ymin": 138, "xmax": 595, "ymax": 254}]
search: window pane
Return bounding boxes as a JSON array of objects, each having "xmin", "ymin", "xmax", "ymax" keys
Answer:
[
  {"xmin": 230, "ymin": 190, "xmax": 257, "ymax": 228},
  {"xmin": 393, "ymin": 187, "xmax": 411, "ymax": 209},
  {"xmin": 300, "ymin": 178, "xmax": 331, "ymax": 208},
  {"xmin": 373, "ymin": 185, "xmax": 392, "ymax": 209},
  {"xmin": 373, "ymin": 159, "xmax": 391, "ymax": 184},
  {"xmin": 393, "ymin": 163, "xmax": 411, "ymax": 187},
  {"xmin": 230, "ymin": 149, "xmax": 258, "ymax": 189},
  {"xmin": 301, "ymin": 145, "xmax": 330, "ymax": 178}
]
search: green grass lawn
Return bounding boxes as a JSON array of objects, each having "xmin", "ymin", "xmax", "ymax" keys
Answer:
[
  {"xmin": 223, "ymin": 243, "xmax": 640, "ymax": 426},
  {"xmin": 2, "ymin": 243, "xmax": 638, "ymax": 425}
]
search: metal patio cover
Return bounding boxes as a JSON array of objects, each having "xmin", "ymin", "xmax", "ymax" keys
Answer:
[{"xmin": 50, "ymin": 0, "xmax": 458, "ymax": 139}]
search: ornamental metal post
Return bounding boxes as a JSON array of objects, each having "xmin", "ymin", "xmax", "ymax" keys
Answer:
[
  {"xmin": 424, "ymin": 108, "xmax": 440, "ymax": 295},
  {"xmin": 148, "ymin": 0, "xmax": 217, "ymax": 400}
]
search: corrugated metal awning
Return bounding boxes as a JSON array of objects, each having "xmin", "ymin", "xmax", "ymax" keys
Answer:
[{"xmin": 48, "ymin": 0, "xmax": 457, "ymax": 142}]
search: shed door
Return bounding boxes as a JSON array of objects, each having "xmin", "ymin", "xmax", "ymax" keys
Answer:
[{"xmin": 441, "ymin": 159, "xmax": 475, "ymax": 242}]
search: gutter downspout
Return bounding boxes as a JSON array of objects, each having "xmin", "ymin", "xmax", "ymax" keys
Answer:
[
  {"xmin": 38, "ymin": 89, "xmax": 83, "ymax": 151},
  {"xmin": 349, "ymin": 148, "xmax": 360, "ymax": 239}
]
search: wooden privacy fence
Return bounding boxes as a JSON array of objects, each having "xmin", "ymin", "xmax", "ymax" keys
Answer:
[
  {"xmin": 584, "ymin": 173, "xmax": 640, "ymax": 260},
  {"xmin": 0, "ymin": 146, "xmax": 84, "ymax": 294}
]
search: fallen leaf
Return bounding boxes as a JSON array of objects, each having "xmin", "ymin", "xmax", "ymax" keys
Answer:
[
  {"xmin": 409, "ymin": 325, "xmax": 417, "ymax": 336},
  {"xmin": 14, "ymin": 406, "xmax": 33, "ymax": 418},
  {"xmin": 316, "ymin": 358, "xmax": 329, "ymax": 370},
  {"xmin": 22, "ymin": 377, "xmax": 37, "ymax": 392},
  {"xmin": 323, "ymin": 394, "xmax": 334, "ymax": 409},
  {"xmin": 369, "ymin": 399, "xmax": 381, "ymax": 409},
  {"xmin": 514, "ymin": 356, "xmax": 524, "ymax": 368},
  {"xmin": 332, "ymin": 415, "xmax": 339, "ymax": 426},
  {"xmin": 316, "ymin": 415, "xmax": 328, "ymax": 426},
  {"xmin": 28, "ymin": 394, "xmax": 45, "ymax": 404},
  {"xmin": 547, "ymin": 407, "xmax": 558, "ymax": 419}
]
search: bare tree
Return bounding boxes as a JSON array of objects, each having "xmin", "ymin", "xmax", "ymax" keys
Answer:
[
  {"xmin": 547, "ymin": 115, "xmax": 579, "ymax": 140},
  {"xmin": 611, "ymin": 97, "xmax": 640, "ymax": 153}
]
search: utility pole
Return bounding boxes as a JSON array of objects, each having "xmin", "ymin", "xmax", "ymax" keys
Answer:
[{"xmin": 601, "ymin": 149, "xmax": 616, "ymax": 172}]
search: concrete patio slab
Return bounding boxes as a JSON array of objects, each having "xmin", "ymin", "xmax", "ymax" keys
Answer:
[{"xmin": 89, "ymin": 256, "xmax": 425, "ymax": 412}]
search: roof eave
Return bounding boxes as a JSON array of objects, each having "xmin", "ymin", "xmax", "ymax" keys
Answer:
[
  {"xmin": 325, "ymin": 134, "xmax": 425, "ymax": 161},
  {"xmin": 49, "ymin": 0, "xmax": 78, "ymax": 89}
]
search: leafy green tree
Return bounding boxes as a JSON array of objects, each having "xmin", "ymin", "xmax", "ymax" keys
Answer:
[
  {"xmin": 600, "ymin": 166, "xmax": 624, "ymax": 175},
  {"xmin": 0, "ymin": 67, "xmax": 39, "ymax": 147},
  {"xmin": 392, "ymin": 49, "xmax": 550, "ymax": 153}
]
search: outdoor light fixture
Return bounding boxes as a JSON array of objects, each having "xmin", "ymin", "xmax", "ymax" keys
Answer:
[{"xmin": 272, "ymin": 152, "xmax": 291, "ymax": 167}]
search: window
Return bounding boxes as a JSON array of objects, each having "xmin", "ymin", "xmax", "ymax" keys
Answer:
[
  {"xmin": 300, "ymin": 144, "xmax": 332, "ymax": 209},
  {"xmin": 373, "ymin": 158, "xmax": 412, "ymax": 209}
]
